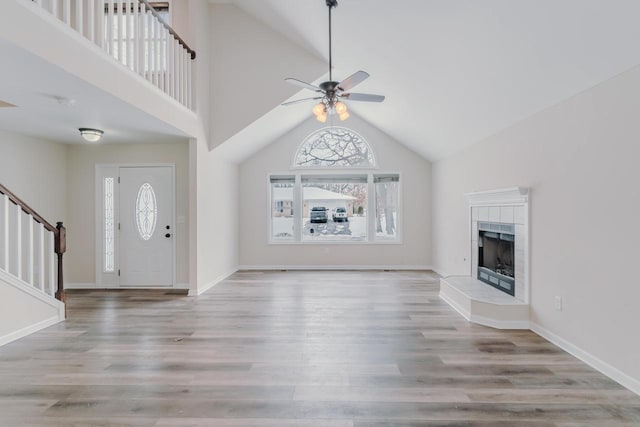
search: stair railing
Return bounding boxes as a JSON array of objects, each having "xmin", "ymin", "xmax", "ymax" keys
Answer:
[
  {"xmin": 0, "ymin": 184, "xmax": 66, "ymax": 308},
  {"xmin": 28, "ymin": 0, "xmax": 196, "ymax": 110}
]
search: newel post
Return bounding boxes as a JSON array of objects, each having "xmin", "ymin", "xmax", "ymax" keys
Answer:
[{"xmin": 54, "ymin": 222, "xmax": 67, "ymax": 311}]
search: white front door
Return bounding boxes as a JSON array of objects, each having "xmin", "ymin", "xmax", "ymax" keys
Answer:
[{"xmin": 119, "ymin": 166, "xmax": 174, "ymax": 287}]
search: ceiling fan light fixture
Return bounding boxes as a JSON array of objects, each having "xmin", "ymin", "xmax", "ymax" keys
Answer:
[
  {"xmin": 79, "ymin": 128, "xmax": 104, "ymax": 143},
  {"xmin": 282, "ymin": 0, "xmax": 384, "ymax": 120},
  {"xmin": 312, "ymin": 102, "xmax": 325, "ymax": 116}
]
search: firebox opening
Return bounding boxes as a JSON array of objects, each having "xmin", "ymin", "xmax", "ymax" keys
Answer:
[{"xmin": 478, "ymin": 222, "xmax": 515, "ymax": 296}]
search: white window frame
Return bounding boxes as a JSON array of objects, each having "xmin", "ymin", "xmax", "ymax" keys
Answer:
[{"xmin": 267, "ymin": 171, "xmax": 402, "ymax": 245}]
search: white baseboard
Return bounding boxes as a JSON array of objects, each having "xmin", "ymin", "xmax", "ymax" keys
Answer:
[
  {"xmin": 531, "ymin": 322, "xmax": 640, "ymax": 396},
  {"xmin": 0, "ymin": 315, "xmax": 64, "ymax": 347},
  {"xmin": 189, "ymin": 267, "xmax": 239, "ymax": 296},
  {"xmin": 237, "ymin": 265, "xmax": 434, "ymax": 271},
  {"xmin": 439, "ymin": 291, "xmax": 471, "ymax": 321},
  {"xmin": 67, "ymin": 283, "xmax": 190, "ymax": 290},
  {"xmin": 65, "ymin": 282, "xmax": 96, "ymax": 289}
]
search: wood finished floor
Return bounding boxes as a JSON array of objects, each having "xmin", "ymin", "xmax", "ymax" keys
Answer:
[{"xmin": 0, "ymin": 270, "xmax": 639, "ymax": 426}]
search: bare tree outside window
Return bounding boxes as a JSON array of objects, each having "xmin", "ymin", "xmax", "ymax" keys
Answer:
[
  {"xmin": 294, "ymin": 127, "xmax": 375, "ymax": 168},
  {"xmin": 375, "ymin": 175, "xmax": 399, "ymax": 240}
]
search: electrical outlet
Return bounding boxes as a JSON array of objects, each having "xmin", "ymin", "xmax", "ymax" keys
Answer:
[{"xmin": 554, "ymin": 296, "xmax": 563, "ymax": 311}]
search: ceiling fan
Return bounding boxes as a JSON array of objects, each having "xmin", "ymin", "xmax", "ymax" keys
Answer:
[{"xmin": 282, "ymin": 0, "xmax": 385, "ymax": 123}]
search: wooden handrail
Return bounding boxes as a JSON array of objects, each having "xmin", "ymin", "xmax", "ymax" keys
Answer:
[
  {"xmin": 0, "ymin": 183, "xmax": 66, "ymax": 310},
  {"xmin": 139, "ymin": 0, "xmax": 197, "ymax": 60},
  {"xmin": 0, "ymin": 184, "xmax": 56, "ymax": 233}
]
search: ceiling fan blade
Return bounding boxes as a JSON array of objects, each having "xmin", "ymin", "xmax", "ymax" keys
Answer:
[
  {"xmin": 341, "ymin": 93, "xmax": 385, "ymax": 102},
  {"xmin": 281, "ymin": 97, "xmax": 323, "ymax": 106},
  {"xmin": 337, "ymin": 71, "xmax": 370, "ymax": 92},
  {"xmin": 284, "ymin": 78, "xmax": 322, "ymax": 92}
]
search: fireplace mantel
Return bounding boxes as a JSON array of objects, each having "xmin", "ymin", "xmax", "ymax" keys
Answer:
[{"xmin": 465, "ymin": 187, "xmax": 529, "ymax": 206}]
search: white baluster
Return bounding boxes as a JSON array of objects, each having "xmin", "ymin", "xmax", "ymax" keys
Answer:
[
  {"xmin": 133, "ymin": 0, "xmax": 140, "ymax": 73},
  {"xmin": 118, "ymin": 0, "xmax": 124, "ymax": 64},
  {"xmin": 2, "ymin": 194, "xmax": 8, "ymax": 271},
  {"xmin": 149, "ymin": 10, "xmax": 156, "ymax": 86},
  {"xmin": 15, "ymin": 205, "xmax": 22, "ymax": 280},
  {"xmin": 168, "ymin": 33, "xmax": 174, "ymax": 98},
  {"xmin": 76, "ymin": 0, "xmax": 84, "ymax": 36},
  {"xmin": 182, "ymin": 48, "xmax": 187, "ymax": 107},
  {"xmin": 88, "ymin": 0, "xmax": 95, "ymax": 42},
  {"xmin": 161, "ymin": 23, "xmax": 167, "ymax": 92},
  {"xmin": 27, "ymin": 216, "xmax": 34, "ymax": 285},
  {"xmin": 107, "ymin": 0, "xmax": 114, "ymax": 57},
  {"xmin": 158, "ymin": 21, "xmax": 164, "ymax": 92},
  {"xmin": 173, "ymin": 39, "xmax": 179, "ymax": 100},
  {"xmin": 63, "ymin": 0, "xmax": 71, "ymax": 25},
  {"xmin": 51, "ymin": 0, "xmax": 58, "ymax": 18},
  {"xmin": 49, "ymin": 231, "xmax": 56, "ymax": 296},
  {"xmin": 38, "ymin": 223, "xmax": 45, "ymax": 292},
  {"xmin": 178, "ymin": 44, "xmax": 184, "ymax": 105},
  {"xmin": 97, "ymin": 0, "xmax": 104, "ymax": 49},
  {"xmin": 126, "ymin": 0, "xmax": 133, "ymax": 70},
  {"xmin": 187, "ymin": 54, "xmax": 192, "ymax": 109}
]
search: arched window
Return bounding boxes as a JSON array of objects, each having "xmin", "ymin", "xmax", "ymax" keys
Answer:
[{"xmin": 293, "ymin": 127, "xmax": 376, "ymax": 168}]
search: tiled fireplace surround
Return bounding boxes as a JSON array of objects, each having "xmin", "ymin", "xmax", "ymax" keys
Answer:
[
  {"xmin": 468, "ymin": 187, "xmax": 529, "ymax": 303},
  {"xmin": 471, "ymin": 205, "xmax": 529, "ymax": 302}
]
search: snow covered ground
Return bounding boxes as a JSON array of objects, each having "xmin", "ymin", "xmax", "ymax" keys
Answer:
[{"xmin": 272, "ymin": 214, "xmax": 397, "ymax": 241}]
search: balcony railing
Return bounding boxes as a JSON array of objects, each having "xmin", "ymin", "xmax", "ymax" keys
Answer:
[{"xmin": 29, "ymin": 0, "xmax": 195, "ymax": 110}]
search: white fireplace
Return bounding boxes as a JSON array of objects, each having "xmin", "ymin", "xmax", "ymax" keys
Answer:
[{"xmin": 466, "ymin": 187, "xmax": 529, "ymax": 303}]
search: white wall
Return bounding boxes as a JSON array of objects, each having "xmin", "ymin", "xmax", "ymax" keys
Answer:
[
  {"xmin": 0, "ymin": 271, "xmax": 63, "ymax": 346},
  {"xmin": 179, "ymin": 0, "xmax": 240, "ymax": 295},
  {"xmin": 0, "ymin": 130, "xmax": 67, "ymax": 222},
  {"xmin": 195, "ymin": 142, "xmax": 239, "ymax": 293},
  {"xmin": 239, "ymin": 115, "xmax": 432, "ymax": 268},
  {"xmin": 65, "ymin": 142, "xmax": 190, "ymax": 286},
  {"xmin": 209, "ymin": 3, "xmax": 326, "ymax": 149},
  {"xmin": 432, "ymin": 65, "xmax": 640, "ymax": 389}
]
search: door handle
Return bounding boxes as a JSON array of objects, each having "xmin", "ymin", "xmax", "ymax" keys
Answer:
[{"xmin": 165, "ymin": 233, "xmax": 171, "ymax": 238}]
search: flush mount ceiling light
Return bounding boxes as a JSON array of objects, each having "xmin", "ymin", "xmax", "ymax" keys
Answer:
[
  {"xmin": 79, "ymin": 128, "xmax": 104, "ymax": 142},
  {"xmin": 282, "ymin": 0, "xmax": 385, "ymax": 123}
]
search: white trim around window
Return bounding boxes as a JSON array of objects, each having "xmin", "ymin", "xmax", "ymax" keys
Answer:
[{"xmin": 267, "ymin": 171, "xmax": 402, "ymax": 245}]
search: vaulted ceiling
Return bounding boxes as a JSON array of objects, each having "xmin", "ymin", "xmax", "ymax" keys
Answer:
[{"xmin": 221, "ymin": 0, "xmax": 640, "ymax": 161}]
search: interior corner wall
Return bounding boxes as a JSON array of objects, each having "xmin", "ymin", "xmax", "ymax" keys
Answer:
[
  {"xmin": 432, "ymin": 66, "xmax": 640, "ymax": 388},
  {"xmin": 208, "ymin": 3, "xmax": 326, "ymax": 150},
  {"xmin": 0, "ymin": 130, "xmax": 67, "ymax": 222},
  {"xmin": 195, "ymin": 140, "xmax": 239, "ymax": 294},
  {"xmin": 238, "ymin": 115, "xmax": 432, "ymax": 268},
  {"xmin": 65, "ymin": 142, "xmax": 190, "ymax": 286}
]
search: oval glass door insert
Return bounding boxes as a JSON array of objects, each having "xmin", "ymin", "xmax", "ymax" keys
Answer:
[{"xmin": 136, "ymin": 182, "xmax": 157, "ymax": 240}]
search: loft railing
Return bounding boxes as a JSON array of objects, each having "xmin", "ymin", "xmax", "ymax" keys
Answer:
[
  {"xmin": 0, "ymin": 184, "xmax": 67, "ymax": 309},
  {"xmin": 28, "ymin": 0, "xmax": 195, "ymax": 110}
]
